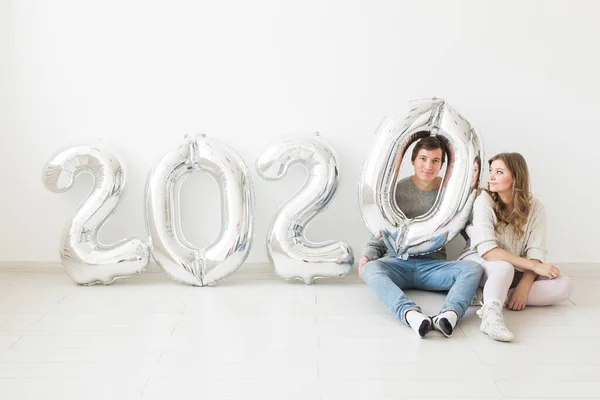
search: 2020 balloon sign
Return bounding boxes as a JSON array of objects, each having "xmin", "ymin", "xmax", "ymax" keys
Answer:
[{"xmin": 42, "ymin": 98, "xmax": 484, "ymax": 286}]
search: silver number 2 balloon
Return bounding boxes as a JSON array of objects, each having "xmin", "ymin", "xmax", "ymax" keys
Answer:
[
  {"xmin": 359, "ymin": 98, "xmax": 484, "ymax": 259},
  {"xmin": 145, "ymin": 134, "xmax": 255, "ymax": 286},
  {"xmin": 256, "ymin": 133, "xmax": 354, "ymax": 284},
  {"xmin": 42, "ymin": 144, "xmax": 150, "ymax": 285}
]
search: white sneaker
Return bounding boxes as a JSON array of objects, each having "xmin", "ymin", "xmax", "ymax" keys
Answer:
[{"xmin": 476, "ymin": 300, "xmax": 514, "ymax": 342}]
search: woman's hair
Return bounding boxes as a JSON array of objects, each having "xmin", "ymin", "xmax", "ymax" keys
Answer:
[{"xmin": 486, "ymin": 152, "xmax": 532, "ymax": 240}]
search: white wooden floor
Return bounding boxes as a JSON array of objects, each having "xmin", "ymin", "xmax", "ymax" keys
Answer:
[{"xmin": 0, "ymin": 262, "xmax": 599, "ymax": 399}]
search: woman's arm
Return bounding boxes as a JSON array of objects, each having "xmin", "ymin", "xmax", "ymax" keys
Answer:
[
  {"xmin": 469, "ymin": 194, "xmax": 559, "ymax": 279},
  {"xmin": 508, "ymin": 269, "xmax": 537, "ymax": 311},
  {"xmin": 482, "ymin": 248, "xmax": 559, "ymax": 278},
  {"xmin": 482, "ymin": 248, "xmax": 539, "ymax": 271}
]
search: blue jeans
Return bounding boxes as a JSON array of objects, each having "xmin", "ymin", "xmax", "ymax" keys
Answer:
[{"xmin": 361, "ymin": 256, "xmax": 482, "ymax": 325}]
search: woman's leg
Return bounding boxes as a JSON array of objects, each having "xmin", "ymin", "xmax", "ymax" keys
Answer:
[
  {"xmin": 477, "ymin": 260, "xmax": 515, "ymax": 342},
  {"xmin": 480, "ymin": 261, "xmax": 515, "ymax": 304},
  {"xmin": 508, "ymin": 275, "xmax": 573, "ymax": 306}
]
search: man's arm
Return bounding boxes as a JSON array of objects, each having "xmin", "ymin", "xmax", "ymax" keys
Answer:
[
  {"xmin": 361, "ymin": 235, "xmax": 386, "ymax": 261},
  {"xmin": 358, "ymin": 235, "xmax": 386, "ymax": 274}
]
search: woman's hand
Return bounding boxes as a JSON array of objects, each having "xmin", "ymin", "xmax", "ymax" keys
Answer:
[
  {"xmin": 507, "ymin": 285, "xmax": 530, "ymax": 311},
  {"xmin": 532, "ymin": 263, "xmax": 560, "ymax": 279},
  {"xmin": 358, "ymin": 256, "xmax": 370, "ymax": 280}
]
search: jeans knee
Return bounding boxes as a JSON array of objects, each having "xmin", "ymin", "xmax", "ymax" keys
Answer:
[
  {"xmin": 361, "ymin": 260, "xmax": 386, "ymax": 280},
  {"xmin": 464, "ymin": 261, "xmax": 483, "ymax": 279}
]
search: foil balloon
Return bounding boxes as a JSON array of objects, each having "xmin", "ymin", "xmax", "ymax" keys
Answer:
[
  {"xmin": 42, "ymin": 143, "xmax": 150, "ymax": 285},
  {"xmin": 145, "ymin": 134, "xmax": 255, "ymax": 286},
  {"xmin": 359, "ymin": 98, "xmax": 484, "ymax": 259},
  {"xmin": 256, "ymin": 133, "xmax": 354, "ymax": 284}
]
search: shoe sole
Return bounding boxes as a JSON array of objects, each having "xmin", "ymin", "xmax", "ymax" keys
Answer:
[
  {"xmin": 418, "ymin": 318, "xmax": 432, "ymax": 338},
  {"xmin": 480, "ymin": 325, "xmax": 514, "ymax": 342},
  {"xmin": 433, "ymin": 317, "xmax": 453, "ymax": 338}
]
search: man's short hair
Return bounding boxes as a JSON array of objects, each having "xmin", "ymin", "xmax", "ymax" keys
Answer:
[{"xmin": 410, "ymin": 136, "xmax": 445, "ymax": 164}]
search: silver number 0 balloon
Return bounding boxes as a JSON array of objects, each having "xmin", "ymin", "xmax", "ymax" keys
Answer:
[
  {"xmin": 145, "ymin": 134, "xmax": 255, "ymax": 286},
  {"xmin": 257, "ymin": 133, "xmax": 354, "ymax": 283},
  {"xmin": 359, "ymin": 98, "xmax": 484, "ymax": 258},
  {"xmin": 42, "ymin": 144, "xmax": 150, "ymax": 285}
]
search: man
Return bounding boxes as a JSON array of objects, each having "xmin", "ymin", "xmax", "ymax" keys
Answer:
[{"xmin": 359, "ymin": 136, "xmax": 482, "ymax": 338}]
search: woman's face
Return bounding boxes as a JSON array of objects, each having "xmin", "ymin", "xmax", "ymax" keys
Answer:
[
  {"xmin": 471, "ymin": 161, "xmax": 480, "ymax": 188},
  {"xmin": 488, "ymin": 159, "xmax": 513, "ymax": 194}
]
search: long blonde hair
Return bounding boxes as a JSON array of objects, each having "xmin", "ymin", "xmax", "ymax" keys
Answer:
[{"xmin": 486, "ymin": 152, "xmax": 532, "ymax": 240}]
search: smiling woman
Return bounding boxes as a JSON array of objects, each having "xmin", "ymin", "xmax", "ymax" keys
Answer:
[{"xmin": 459, "ymin": 152, "xmax": 573, "ymax": 342}]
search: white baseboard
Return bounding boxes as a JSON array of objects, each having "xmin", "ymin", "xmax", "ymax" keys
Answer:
[
  {"xmin": 0, "ymin": 261, "xmax": 275, "ymax": 274},
  {"xmin": 0, "ymin": 261, "xmax": 597, "ymax": 276}
]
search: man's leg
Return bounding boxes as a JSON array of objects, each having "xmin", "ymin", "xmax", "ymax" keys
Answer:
[
  {"xmin": 416, "ymin": 259, "xmax": 483, "ymax": 336},
  {"xmin": 361, "ymin": 257, "xmax": 431, "ymax": 336}
]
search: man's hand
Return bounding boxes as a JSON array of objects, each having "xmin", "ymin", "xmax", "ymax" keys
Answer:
[
  {"xmin": 507, "ymin": 285, "xmax": 530, "ymax": 311},
  {"xmin": 358, "ymin": 256, "xmax": 370, "ymax": 280}
]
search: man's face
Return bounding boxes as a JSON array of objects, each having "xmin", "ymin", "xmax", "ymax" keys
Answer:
[{"xmin": 411, "ymin": 148, "xmax": 443, "ymax": 183}]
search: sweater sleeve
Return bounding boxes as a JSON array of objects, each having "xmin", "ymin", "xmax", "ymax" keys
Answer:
[
  {"xmin": 361, "ymin": 235, "xmax": 387, "ymax": 261},
  {"xmin": 465, "ymin": 193, "xmax": 499, "ymax": 257},
  {"xmin": 524, "ymin": 200, "xmax": 548, "ymax": 263}
]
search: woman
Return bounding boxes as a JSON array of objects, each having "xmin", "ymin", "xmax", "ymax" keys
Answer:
[{"xmin": 459, "ymin": 152, "xmax": 573, "ymax": 342}]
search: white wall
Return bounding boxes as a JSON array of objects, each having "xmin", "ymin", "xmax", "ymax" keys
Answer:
[{"xmin": 1, "ymin": 0, "xmax": 598, "ymax": 264}]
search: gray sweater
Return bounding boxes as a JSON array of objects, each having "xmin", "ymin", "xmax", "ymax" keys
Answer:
[{"xmin": 362, "ymin": 177, "xmax": 447, "ymax": 261}]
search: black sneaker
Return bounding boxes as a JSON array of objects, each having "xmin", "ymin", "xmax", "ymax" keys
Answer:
[
  {"xmin": 432, "ymin": 315, "xmax": 453, "ymax": 338},
  {"xmin": 417, "ymin": 317, "xmax": 433, "ymax": 338}
]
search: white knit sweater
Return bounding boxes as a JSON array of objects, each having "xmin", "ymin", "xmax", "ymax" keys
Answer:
[{"xmin": 458, "ymin": 191, "xmax": 547, "ymax": 270}]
